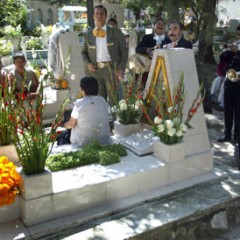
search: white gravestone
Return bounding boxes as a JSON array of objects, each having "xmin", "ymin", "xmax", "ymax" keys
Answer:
[
  {"xmin": 59, "ymin": 32, "xmax": 85, "ymax": 99},
  {"xmin": 144, "ymin": 48, "xmax": 213, "ymax": 182}
]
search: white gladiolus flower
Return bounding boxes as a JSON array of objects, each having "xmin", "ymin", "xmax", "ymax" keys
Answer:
[
  {"xmin": 41, "ymin": 69, "xmax": 48, "ymax": 75},
  {"xmin": 168, "ymin": 107, "xmax": 173, "ymax": 113},
  {"xmin": 31, "ymin": 48, "xmax": 37, "ymax": 59},
  {"xmin": 119, "ymin": 99, "xmax": 127, "ymax": 105},
  {"xmin": 111, "ymin": 106, "xmax": 117, "ymax": 113},
  {"xmin": 120, "ymin": 103, "xmax": 127, "ymax": 111},
  {"xmin": 135, "ymin": 100, "xmax": 142, "ymax": 107},
  {"xmin": 71, "ymin": 74, "xmax": 76, "ymax": 81},
  {"xmin": 176, "ymin": 130, "xmax": 183, "ymax": 137},
  {"xmin": 180, "ymin": 123, "xmax": 187, "ymax": 132},
  {"xmin": 165, "ymin": 120, "xmax": 174, "ymax": 129},
  {"xmin": 157, "ymin": 124, "xmax": 165, "ymax": 133},
  {"xmin": 134, "ymin": 105, "xmax": 139, "ymax": 111},
  {"xmin": 154, "ymin": 116, "xmax": 163, "ymax": 124},
  {"xmin": 129, "ymin": 104, "xmax": 135, "ymax": 109},
  {"xmin": 167, "ymin": 128, "xmax": 176, "ymax": 137},
  {"xmin": 173, "ymin": 117, "xmax": 181, "ymax": 124}
]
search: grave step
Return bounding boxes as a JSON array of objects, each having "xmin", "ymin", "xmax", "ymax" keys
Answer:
[{"xmin": 46, "ymin": 171, "xmax": 240, "ymax": 240}]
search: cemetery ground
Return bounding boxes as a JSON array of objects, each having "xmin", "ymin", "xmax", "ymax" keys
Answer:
[{"xmin": 2, "ymin": 78, "xmax": 240, "ymax": 239}]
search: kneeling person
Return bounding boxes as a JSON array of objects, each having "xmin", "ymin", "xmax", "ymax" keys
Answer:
[{"xmin": 64, "ymin": 76, "xmax": 111, "ymax": 146}]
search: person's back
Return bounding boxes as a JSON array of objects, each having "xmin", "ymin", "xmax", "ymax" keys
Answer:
[
  {"xmin": 63, "ymin": 76, "xmax": 111, "ymax": 147},
  {"xmin": 70, "ymin": 95, "xmax": 110, "ymax": 146}
]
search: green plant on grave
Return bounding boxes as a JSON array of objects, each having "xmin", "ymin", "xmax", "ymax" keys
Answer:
[
  {"xmin": 107, "ymin": 71, "xmax": 143, "ymax": 125},
  {"xmin": 25, "ymin": 37, "xmax": 43, "ymax": 50},
  {"xmin": 3, "ymin": 25, "xmax": 23, "ymax": 38},
  {"xmin": 0, "ymin": 39, "xmax": 13, "ymax": 56},
  {"xmin": 8, "ymin": 77, "xmax": 68, "ymax": 175},
  {"xmin": 46, "ymin": 140, "xmax": 127, "ymax": 172},
  {"xmin": 0, "ymin": 72, "xmax": 15, "ymax": 146}
]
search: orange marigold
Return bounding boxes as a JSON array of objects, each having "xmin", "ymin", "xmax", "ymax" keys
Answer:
[
  {"xmin": 61, "ymin": 80, "xmax": 69, "ymax": 89},
  {"xmin": 0, "ymin": 156, "xmax": 21, "ymax": 207}
]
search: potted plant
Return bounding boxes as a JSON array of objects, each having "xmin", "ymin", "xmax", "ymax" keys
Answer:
[
  {"xmin": 0, "ymin": 39, "xmax": 14, "ymax": 66},
  {"xmin": 108, "ymin": 72, "xmax": 143, "ymax": 137},
  {"xmin": 25, "ymin": 37, "xmax": 43, "ymax": 50},
  {"xmin": 8, "ymin": 79, "xmax": 68, "ymax": 175},
  {"xmin": 2, "ymin": 25, "xmax": 23, "ymax": 49},
  {"xmin": 142, "ymin": 73, "xmax": 205, "ymax": 162}
]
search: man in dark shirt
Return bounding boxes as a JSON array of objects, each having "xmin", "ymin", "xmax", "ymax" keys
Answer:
[
  {"xmin": 163, "ymin": 20, "xmax": 192, "ymax": 49},
  {"xmin": 218, "ymin": 25, "xmax": 240, "ymax": 143},
  {"xmin": 136, "ymin": 18, "xmax": 170, "ymax": 57}
]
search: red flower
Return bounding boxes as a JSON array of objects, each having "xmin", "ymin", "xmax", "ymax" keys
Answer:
[
  {"xmin": 8, "ymin": 115, "xmax": 13, "ymax": 121},
  {"xmin": 50, "ymin": 135, "xmax": 56, "ymax": 140}
]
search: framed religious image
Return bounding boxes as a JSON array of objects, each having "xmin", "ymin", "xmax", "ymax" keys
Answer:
[{"xmin": 143, "ymin": 56, "xmax": 172, "ymax": 120}]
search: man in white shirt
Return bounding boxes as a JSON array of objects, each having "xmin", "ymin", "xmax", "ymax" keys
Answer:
[
  {"xmin": 81, "ymin": 4, "xmax": 128, "ymax": 107},
  {"xmin": 64, "ymin": 76, "xmax": 110, "ymax": 147}
]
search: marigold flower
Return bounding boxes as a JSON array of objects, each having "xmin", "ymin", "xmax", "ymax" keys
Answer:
[
  {"xmin": 62, "ymin": 80, "xmax": 68, "ymax": 89},
  {"xmin": 0, "ymin": 156, "xmax": 21, "ymax": 207}
]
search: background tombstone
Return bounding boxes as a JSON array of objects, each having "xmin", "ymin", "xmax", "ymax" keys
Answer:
[
  {"xmin": 144, "ymin": 48, "xmax": 213, "ymax": 181},
  {"xmin": 58, "ymin": 32, "xmax": 85, "ymax": 99}
]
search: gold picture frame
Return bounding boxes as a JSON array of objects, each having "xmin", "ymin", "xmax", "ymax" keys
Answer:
[{"xmin": 145, "ymin": 56, "xmax": 173, "ymax": 108}]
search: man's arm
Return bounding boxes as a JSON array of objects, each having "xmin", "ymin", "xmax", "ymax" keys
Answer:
[{"xmin": 64, "ymin": 117, "xmax": 77, "ymax": 129}]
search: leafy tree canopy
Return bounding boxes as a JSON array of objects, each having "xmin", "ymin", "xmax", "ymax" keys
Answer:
[{"xmin": 0, "ymin": 0, "xmax": 27, "ymax": 27}]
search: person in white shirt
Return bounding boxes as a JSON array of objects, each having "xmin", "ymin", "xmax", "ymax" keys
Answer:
[
  {"xmin": 81, "ymin": 4, "xmax": 128, "ymax": 107},
  {"xmin": 64, "ymin": 76, "xmax": 111, "ymax": 147}
]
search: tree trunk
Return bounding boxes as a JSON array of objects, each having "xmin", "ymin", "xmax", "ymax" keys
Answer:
[
  {"xmin": 197, "ymin": 0, "xmax": 217, "ymax": 64},
  {"xmin": 166, "ymin": 0, "xmax": 179, "ymax": 21}
]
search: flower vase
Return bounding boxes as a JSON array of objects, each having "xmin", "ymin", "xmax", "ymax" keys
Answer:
[
  {"xmin": 19, "ymin": 168, "xmax": 52, "ymax": 200},
  {"xmin": 1, "ymin": 55, "xmax": 12, "ymax": 66},
  {"xmin": 0, "ymin": 144, "xmax": 19, "ymax": 163},
  {"xmin": 42, "ymin": 33, "xmax": 49, "ymax": 49},
  {"xmin": 7, "ymin": 37, "xmax": 20, "ymax": 50},
  {"xmin": 114, "ymin": 121, "xmax": 141, "ymax": 137},
  {"xmin": 153, "ymin": 141, "xmax": 186, "ymax": 163}
]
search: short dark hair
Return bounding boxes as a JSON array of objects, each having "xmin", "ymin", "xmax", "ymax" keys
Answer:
[
  {"xmin": 108, "ymin": 18, "xmax": 118, "ymax": 26},
  {"xmin": 237, "ymin": 25, "xmax": 240, "ymax": 31},
  {"xmin": 168, "ymin": 20, "xmax": 184, "ymax": 30},
  {"xmin": 154, "ymin": 18, "xmax": 165, "ymax": 26},
  {"xmin": 80, "ymin": 76, "xmax": 98, "ymax": 95},
  {"xmin": 13, "ymin": 52, "xmax": 26, "ymax": 63},
  {"xmin": 94, "ymin": 4, "xmax": 107, "ymax": 15}
]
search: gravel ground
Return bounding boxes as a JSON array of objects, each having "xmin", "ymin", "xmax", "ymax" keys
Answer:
[{"xmin": 203, "ymin": 108, "xmax": 240, "ymax": 240}]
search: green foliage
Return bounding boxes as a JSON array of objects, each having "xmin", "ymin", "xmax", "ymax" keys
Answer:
[
  {"xmin": 0, "ymin": 39, "xmax": 13, "ymax": 56},
  {"xmin": 99, "ymin": 151, "xmax": 120, "ymax": 166},
  {"xmin": 25, "ymin": 37, "xmax": 43, "ymax": 50},
  {"xmin": 0, "ymin": 0, "xmax": 27, "ymax": 28},
  {"xmin": 102, "ymin": 144, "xmax": 127, "ymax": 157},
  {"xmin": 46, "ymin": 141, "xmax": 127, "ymax": 172},
  {"xmin": 8, "ymin": 80, "xmax": 68, "ymax": 175},
  {"xmin": 108, "ymin": 72, "xmax": 143, "ymax": 125}
]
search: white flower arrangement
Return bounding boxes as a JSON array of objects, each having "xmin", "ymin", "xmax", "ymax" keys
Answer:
[{"xmin": 3, "ymin": 25, "xmax": 22, "ymax": 37}]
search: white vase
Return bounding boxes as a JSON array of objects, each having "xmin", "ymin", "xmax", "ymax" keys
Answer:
[
  {"xmin": 1, "ymin": 55, "xmax": 12, "ymax": 67},
  {"xmin": 41, "ymin": 33, "xmax": 49, "ymax": 49},
  {"xmin": 153, "ymin": 141, "xmax": 186, "ymax": 163},
  {"xmin": 7, "ymin": 37, "xmax": 21, "ymax": 50},
  {"xmin": 114, "ymin": 121, "xmax": 141, "ymax": 137},
  {"xmin": 19, "ymin": 168, "xmax": 52, "ymax": 201},
  {"xmin": 0, "ymin": 144, "xmax": 19, "ymax": 163}
]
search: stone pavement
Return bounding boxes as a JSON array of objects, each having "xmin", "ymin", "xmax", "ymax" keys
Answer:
[{"xmin": 1, "ymin": 109, "xmax": 240, "ymax": 240}]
